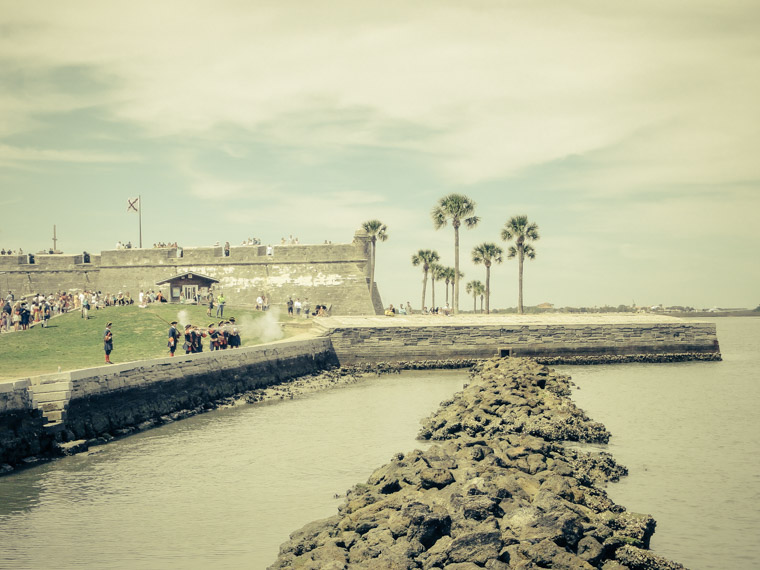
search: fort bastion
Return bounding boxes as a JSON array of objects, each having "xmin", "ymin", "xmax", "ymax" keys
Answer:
[{"xmin": 0, "ymin": 229, "xmax": 382, "ymax": 315}]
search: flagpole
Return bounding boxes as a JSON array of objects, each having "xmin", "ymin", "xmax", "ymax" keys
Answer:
[{"xmin": 138, "ymin": 194, "xmax": 142, "ymax": 249}]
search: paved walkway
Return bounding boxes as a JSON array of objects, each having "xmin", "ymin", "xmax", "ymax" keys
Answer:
[{"xmin": 316, "ymin": 312, "xmax": 692, "ymax": 329}]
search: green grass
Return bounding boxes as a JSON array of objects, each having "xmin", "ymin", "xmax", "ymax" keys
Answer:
[{"xmin": 0, "ymin": 304, "xmax": 285, "ymax": 379}]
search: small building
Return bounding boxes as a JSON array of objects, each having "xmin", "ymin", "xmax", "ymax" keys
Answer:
[{"xmin": 156, "ymin": 272, "xmax": 219, "ymax": 303}]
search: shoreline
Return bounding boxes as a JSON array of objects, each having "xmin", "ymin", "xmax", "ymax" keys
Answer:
[
  {"xmin": 0, "ymin": 360, "xmax": 475, "ymax": 476},
  {"xmin": 271, "ymin": 358, "xmax": 686, "ymax": 569}
]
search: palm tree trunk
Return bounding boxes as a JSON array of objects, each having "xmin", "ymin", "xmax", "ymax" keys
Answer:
[
  {"xmin": 431, "ymin": 279, "xmax": 436, "ymax": 310},
  {"xmin": 485, "ymin": 266, "xmax": 491, "ymax": 315},
  {"xmin": 518, "ymin": 247, "xmax": 524, "ymax": 314},
  {"xmin": 473, "ymin": 293, "xmax": 476, "ymax": 312},
  {"xmin": 445, "ymin": 282, "xmax": 449, "ymax": 305},
  {"xmin": 421, "ymin": 270, "xmax": 428, "ymax": 312},
  {"xmin": 480, "ymin": 296, "xmax": 484, "ymax": 313},
  {"xmin": 453, "ymin": 228, "xmax": 459, "ymax": 314},
  {"xmin": 369, "ymin": 240, "xmax": 376, "ymax": 312}
]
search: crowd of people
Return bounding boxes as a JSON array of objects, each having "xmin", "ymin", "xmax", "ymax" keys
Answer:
[
  {"xmin": 2, "ymin": 290, "xmax": 77, "ymax": 332},
  {"xmin": 284, "ymin": 296, "xmax": 329, "ymax": 318},
  {"xmin": 167, "ymin": 319, "xmax": 242, "ymax": 357},
  {"xmin": 151, "ymin": 242, "xmax": 180, "ymax": 249},
  {"xmin": 383, "ymin": 302, "xmax": 454, "ymax": 316},
  {"xmin": 0, "ymin": 288, "xmax": 170, "ymax": 333},
  {"xmin": 0, "ymin": 249, "xmax": 22, "ymax": 255}
]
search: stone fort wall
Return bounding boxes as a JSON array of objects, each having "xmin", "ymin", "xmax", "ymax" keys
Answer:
[{"xmin": 0, "ymin": 230, "xmax": 381, "ymax": 315}]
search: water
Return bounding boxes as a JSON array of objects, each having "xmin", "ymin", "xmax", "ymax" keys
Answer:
[
  {"xmin": 1, "ymin": 318, "xmax": 758, "ymax": 569},
  {"xmin": 0, "ymin": 371, "xmax": 468, "ymax": 569},
  {"xmin": 565, "ymin": 317, "xmax": 760, "ymax": 570}
]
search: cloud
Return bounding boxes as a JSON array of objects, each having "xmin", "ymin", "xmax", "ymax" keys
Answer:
[
  {"xmin": 2, "ymin": 1, "xmax": 757, "ymax": 189},
  {"xmin": 0, "ymin": 144, "xmax": 139, "ymax": 167}
]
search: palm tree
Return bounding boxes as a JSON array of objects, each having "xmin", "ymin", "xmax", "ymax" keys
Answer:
[
  {"xmin": 431, "ymin": 194, "xmax": 479, "ymax": 314},
  {"xmin": 442, "ymin": 267, "xmax": 456, "ymax": 306},
  {"xmin": 501, "ymin": 215, "xmax": 539, "ymax": 314},
  {"xmin": 472, "ymin": 243, "xmax": 503, "ymax": 315},
  {"xmin": 430, "ymin": 263, "xmax": 445, "ymax": 311},
  {"xmin": 466, "ymin": 280, "xmax": 484, "ymax": 313},
  {"xmin": 361, "ymin": 220, "xmax": 388, "ymax": 312},
  {"xmin": 452, "ymin": 269, "xmax": 464, "ymax": 305},
  {"xmin": 411, "ymin": 249, "xmax": 440, "ymax": 312},
  {"xmin": 479, "ymin": 285, "xmax": 485, "ymax": 313}
]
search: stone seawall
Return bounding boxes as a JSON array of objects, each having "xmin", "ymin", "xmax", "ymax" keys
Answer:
[
  {"xmin": 316, "ymin": 316, "xmax": 721, "ymax": 365},
  {"xmin": 0, "ymin": 338, "xmax": 338, "ymax": 468},
  {"xmin": 0, "ymin": 315, "xmax": 721, "ymax": 471}
]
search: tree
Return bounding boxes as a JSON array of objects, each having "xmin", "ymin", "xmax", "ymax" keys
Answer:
[
  {"xmin": 466, "ymin": 280, "xmax": 484, "ymax": 313},
  {"xmin": 430, "ymin": 263, "xmax": 445, "ymax": 311},
  {"xmin": 452, "ymin": 269, "xmax": 464, "ymax": 305},
  {"xmin": 362, "ymin": 220, "xmax": 388, "ymax": 313},
  {"xmin": 442, "ymin": 267, "xmax": 456, "ymax": 306},
  {"xmin": 472, "ymin": 243, "xmax": 503, "ymax": 315},
  {"xmin": 501, "ymin": 215, "xmax": 539, "ymax": 314},
  {"xmin": 431, "ymin": 194, "xmax": 479, "ymax": 314},
  {"xmin": 411, "ymin": 249, "xmax": 440, "ymax": 312}
]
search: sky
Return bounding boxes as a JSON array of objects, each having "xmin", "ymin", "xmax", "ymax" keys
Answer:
[{"xmin": 1, "ymin": 1, "xmax": 758, "ymax": 310}]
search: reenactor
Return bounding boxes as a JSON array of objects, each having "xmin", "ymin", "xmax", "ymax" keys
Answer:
[
  {"xmin": 168, "ymin": 321, "xmax": 181, "ymax": 357},
  {"xmin": 207, "ymin": 323, "xmax": 220, "ymax": 351},
  {"xmin": 228, "ymin": 317, "xmax": 241, "ymax": 348},
  {"xmin": 193, "ymin": 325, "xmax": 206, "ymax": 352},
  {"xmin": 184, "ymin": 324, "xmax": 194, "ymax": 354},
  {"xmin": 103, "ymin": 322, "xmax": 113, "ymax": 364}
]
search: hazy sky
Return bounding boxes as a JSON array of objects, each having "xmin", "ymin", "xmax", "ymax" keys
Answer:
[{"xmin": 1, "ymin": 1, "xmax": 758, "ymax": 310}]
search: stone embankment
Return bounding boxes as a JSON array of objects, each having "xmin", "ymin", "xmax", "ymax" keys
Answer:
[
  {"xmin": 0, "ymin": 359, "xmax": 476, "ymax": 474},
  {"xmin": 271, "ymin": 358, "xmax": 686, "ymax": 569}
]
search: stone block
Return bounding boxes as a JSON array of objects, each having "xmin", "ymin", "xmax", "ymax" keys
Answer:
[
  {"xmin": 32, "ymin": 391, "xmax": 71, "ymax": 403},
  {"xmin": 31, "ymin": 382, "xmax": 72, "ymax": 393}
]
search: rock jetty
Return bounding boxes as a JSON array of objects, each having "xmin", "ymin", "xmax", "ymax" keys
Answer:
[{"xmin": 271, "ymin": 358, "xmax": 685, "ymax": 569}]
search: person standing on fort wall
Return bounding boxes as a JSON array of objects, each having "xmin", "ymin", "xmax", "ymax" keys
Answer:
[
  {"xmin": 103, "ymin": 322, "xmax": 113, "ymax": 364},
  {"xmin": 216, "ymin": 294, "xmax": 226, "ymax": 317},
  {"xmin": 168, "ymin": 320, "xmax": 180, "ymax": 357}
]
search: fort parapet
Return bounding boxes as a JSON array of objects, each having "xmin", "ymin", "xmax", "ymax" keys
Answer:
[{"xmin": 0, "ymin": 230, "xmax": 381, "ymax": 315}]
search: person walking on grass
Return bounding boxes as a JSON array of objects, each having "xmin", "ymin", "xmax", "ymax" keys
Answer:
[
  {"xmin": 168, "ymin": 320, "xmax": 180, "ymax": 357},
  {"xmin": 216, "ymin": 293, "xmax": 226, "ymax": 318},
  {"xmin": 103, "ymin": 322, "xmax": 114, "ymax": 364}
]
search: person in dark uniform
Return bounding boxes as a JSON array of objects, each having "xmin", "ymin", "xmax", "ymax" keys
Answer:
[
  {"xmin": 207, "ymin": 323, "xmax": 219, "ymax": 351},
  {"xmin": 103, "ymin": 322, "xmax": 113, "ymax": 364},
  {"xmin": 193, "ymin": 325, "xmax": 205, "ymax": 352},
  {"xmin": 228, "ymin": 317, "xmax": 240, "ymax": 348},
  {"xmin": 218, "ymin": 321, "xmax": 228, "ymax": 349},
  {"xmin": 184, "ymin": 324, "xmax": 195, "ymax": 354},
  {"xmin": 168, "ymin": 321, "xmax": 181, "ymax": 357}
]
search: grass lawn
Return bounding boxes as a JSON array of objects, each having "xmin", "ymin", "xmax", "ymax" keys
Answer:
[{"xmin": 0, "ymin": 304, "xmax": 290, "ymax": 380}]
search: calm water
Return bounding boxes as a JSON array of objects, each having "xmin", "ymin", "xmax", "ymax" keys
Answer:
[
  {"xmin": 0, "ymin": 371, "xmax": 468, "ymax": 569},
  {"xmin": 0, "ymin": 318, "xmax": 758, "ymax": 569},
  {"xmin": 565, "ymin": 317, "xmax": 760, "ymax": 570}
]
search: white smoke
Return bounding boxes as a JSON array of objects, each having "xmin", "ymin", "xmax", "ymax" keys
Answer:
[
  {"xmin": 177, "ymin": 309, "xmax": 190, "ymax": 328},
  {"xmin": 238, "ymin": 307, "xmax": 284, "ymax": 344}
]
